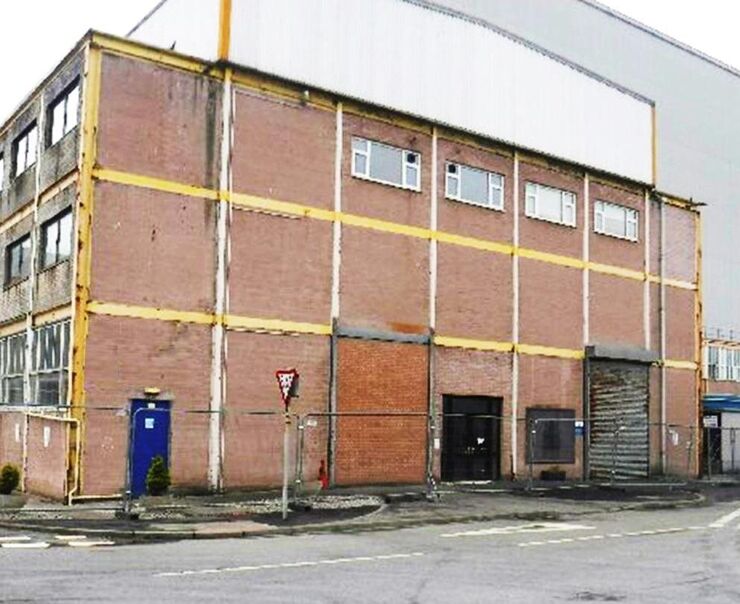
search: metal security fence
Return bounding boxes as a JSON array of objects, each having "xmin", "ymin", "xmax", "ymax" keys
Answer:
[{"xmin": 703, "ymin": 425, "xmax": 740, "ymax": 477}]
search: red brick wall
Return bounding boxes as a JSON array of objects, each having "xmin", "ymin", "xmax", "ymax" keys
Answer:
[
  {"xmin": 232, "ymin": 91, "xmax": 335, "ymax": 209},
  {"xmin": 98, "ymin": 54, "xmax": 221, "ymax": 189},
  {"xmin": 436, "ymin": 244, "xmax": 512, "ymax": 342},
  {"xmin": 25, "ymin": 417, "xmax": 67, "ymax": 500},
  {"xmin": 82, "ymin": 314, "xmax": 211, "ymax": 496},
  {"xmin": 589, "ymin": 273, "xmax": 644, "ymax": 348},
  {"xmin": 0, "ymin": 413, "xmax": 23, "ymax": 472},
  {"xmin": 520, "ymin": 260, "xmax": 582, "ymax": 350},
  {"xmin": 336, "ymin": 339, "xmax": 428, "ymax": 484},
  {"xmin": 223, "ymin": 332, "xmax": 329, "ymax": 489},
  {"xmin": 90, "ymin": 182, "xmax": 216, "ymax": 312}
]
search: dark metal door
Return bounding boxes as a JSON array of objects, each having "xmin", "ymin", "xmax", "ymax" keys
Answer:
[
  {"xmin": 442, "ymin": 396, "xmax": 500, "ymax": 481},
  {"xmin": 588, "ymin": 361, "xmax": 649, "ymax": 480}
]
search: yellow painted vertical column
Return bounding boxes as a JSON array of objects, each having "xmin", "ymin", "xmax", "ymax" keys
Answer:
[
  {"xmin": 68, "ymin": 43, "xmax": 103, "ymax": 498},
  {"xmin": 218, "ymin": 0, "xmax": 233, "ymax": 61}
]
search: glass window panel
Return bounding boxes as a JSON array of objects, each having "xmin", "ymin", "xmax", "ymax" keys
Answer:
[
  {"xmin": 353, "ymin": 153, "xmax": 367, "ymax": 176},
  {"xmin": 43, "ymin": 219, "xmax": 59, "ymax": 266},
  {"xmin": 26, "ymin": 127, "xmax": 37, "ymax": 167},
  {"xmin": 14, "ymin": 136, "xmax": 26, "ymax": 176},
  {"xmin": 19, "ymin": 238, "xmax": 30, "ymax": 278},
  {"xmin": 0, "ymin": 156, "xmax": 4, "ymax": 191},
  {"xmin": 6, "ymin": 377, "xmax": 24, "ymax": 405},
  {"xmin": 51, "ymin": 102, "xmax": 66, "ymax": 145},
  {"xmin": 404, "ymin": 165, "xmax": 418, "ymax": 189},
  {"xmin": 446, "ymin": 174, "xmax": 459, "ymax": 198},
  {"xmin": 351, "ymin": 137, "xmax": 368, "ymax": 153},
  {"xmin": 368, "ymin": 142, "xmax": 403, "ymax": 185},
  {"xmin": 66, "ymin": 85, "xmax": 80, "ymax": 132},
  {"xmin": 459, "ymin": 165, "xmax": 488, "ymax": 205},
  {"xmin": 58, "ymin": 212, "xmax": 73, "ymax": 260}
]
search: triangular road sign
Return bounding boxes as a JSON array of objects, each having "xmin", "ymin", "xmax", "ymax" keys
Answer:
[{"xmin": 276, "ymin": 369, "xmax": 299, "ymax": 408}]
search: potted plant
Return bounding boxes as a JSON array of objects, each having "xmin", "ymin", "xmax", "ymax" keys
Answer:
[
  {"xmin": 145, "ymin": 456, "xmax": 171, "ymax": 497},
  {"xmin": 0, "ymin": 464, "xmax": 25, "ymax": 508}
]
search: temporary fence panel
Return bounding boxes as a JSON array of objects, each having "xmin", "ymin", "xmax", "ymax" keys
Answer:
[{"xmin": 588, "ymin": 361, "xmax": 649, "ymax": 480}]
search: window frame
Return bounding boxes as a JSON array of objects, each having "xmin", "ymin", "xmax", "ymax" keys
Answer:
[
  {"xmin": 5, "ymin": 235, "xmax": 31, "ymax": 286},
  {"xmin": 0, "ymin": 332, "xmax": 26, "ymax": 406},
  {"xmin": 445, "ymin": 161, "xmax": 505, "ymax": 212},
  {"xmin": 524, "ymin": 182, "xmax": 577, "ymax": 228},
  {"xmin": 594, "ymin": 199, "xmax": 639, "ymax": 242},
  {"xmin": 351, "ymin": 137, "xmax": 421, "ymax": 192},
  {"xmin": 40, "ymin": 209, "xmax": 73, "ymax": 270},
  {"xmin": 13, "ymin": 123, "xmax": 38, "ymax": 178},
  {"xmin": 526, "ymin": 407, "xmax": 576, "ymax": 464},
  {"xmin": 48, "ymin": 79, "xmax": 81, "ymax": 147},
  {"xmin": 0, "ymin": 153, "xmax": 4, "ymax": 193}
]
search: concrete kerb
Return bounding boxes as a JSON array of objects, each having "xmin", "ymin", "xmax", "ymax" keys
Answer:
[{"xmin": 0, "ymin": 491, "xmax": 706, "ymax": 543}]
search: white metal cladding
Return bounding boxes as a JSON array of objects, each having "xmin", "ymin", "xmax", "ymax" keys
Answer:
[
  {"xmin": 227, "ymin": 0, "xmax": 653, "ymax": 183},
  {"xmin": 128, "ymin": 0, "xmax": 220, "ymax": 61}
]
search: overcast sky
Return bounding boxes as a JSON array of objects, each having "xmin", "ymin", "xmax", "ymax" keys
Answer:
[{"xmin": 1, "ymin": 0, "xmax": 739, "ymax": 120}]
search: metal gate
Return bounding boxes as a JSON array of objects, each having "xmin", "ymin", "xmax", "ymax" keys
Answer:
[{"xmin": 588, "ymin": 361, "xmax": 649, "ymax": 480}]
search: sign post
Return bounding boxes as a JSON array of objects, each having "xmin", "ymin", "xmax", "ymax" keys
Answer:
[{"xmin": 276, "ymin": 369, "xmax": 299, "ymax": 521}]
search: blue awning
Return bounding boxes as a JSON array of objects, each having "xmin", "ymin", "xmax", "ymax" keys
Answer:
[{"xmin": 703, "ymin": 394, "xmax": 740, "ymax": 413}]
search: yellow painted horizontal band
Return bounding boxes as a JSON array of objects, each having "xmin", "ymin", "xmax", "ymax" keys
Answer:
[
  {"xmin": 94, "ymin": 168, "xmax": 219, "ymax": 201},
  {"xmin": 225, "ymin": 315, "xmax": 332, "ymax": 336},
  {"xmin": 588, "ymin": 262, "xmax": 645, "ymax": 281},
  {"xmin": 93, "ymin": 33, "xmax": 220, "ymax": 76},
  {"xmin": 647, "ymin": 274, "xmax": 697, "ymax": 291},
  {"xmin": 516, "ymin": 343, "xmax": 585, "ymax": 360},
  {"xmin": 87, "ymin": 301, "xmax": 215, "ymax": 325},
  {"xmin": 435, "ymin": 231, "xmax": 513, "ymax": 255},
  {"xmin": 663, "ymin": 359, "xmax": 699, "ymax": 371},
  {"xmin": 434, "ymin": 335, "xmax": 513, "ymax": 353},
  {"xmin": 93, "ymin": 168, "xmax": 698, "ymax": 291},
  {"xmin": 517, "ymin": 248, "xmax": 584, "ymax": 270}
]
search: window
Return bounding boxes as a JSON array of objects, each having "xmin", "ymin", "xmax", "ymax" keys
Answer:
[
  {"xmin": 594, "ymin": 200, "xmax": 639, "ymax": 241},
  {"xmin": 351, "ymin": 137, "xmax": 420, "ymax": 191},
  {"xmin": 525, "ymin": 182, "xmax": 576, "ymax": 227},
  {"xmin": 446, "ymin": 162, "xmax": 504, "ymax": 210},
  {"xmin": 0, "ymin": 154, "xmax": 4, "ymax": 192},
  {"xmin": 49, "ymin": 81, "xmax": 80, "ymax": 146},
  {"xmin": 526, "ymin": 408, "xmax": 576, "ymax": 463},
  {"xmin": 13, "ymin": 123, "xmax": 38, "ymax": 177},
  {"xmin": 32, "ymin": 321, "xmax": 70, "ymax": 406},
  {"xmin": 5, "ymin": 236, "xmax": 31, "ymax": 285},
  {"xmin": 706, "ymin": 346, "xmax": 720, "ymax": 380},
  {"xmin": 41, "ymin": 210, "xmax": 73, "ymax": 268},
  {"xmin": 0, "ymin": 333, "xmax": 26, "ymax": 405}
]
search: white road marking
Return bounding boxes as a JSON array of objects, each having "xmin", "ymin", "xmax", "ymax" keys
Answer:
[
  {"xmin": 710, "ymin": 507, "xmax": 740, "ymax": 529},
  {"xmin": 518, "ymin": 525, "xmax": 712, "ymax": 548},
  {"xmin": 55, "ymin": 535, "xmax": 87, "ymax": 541},
  {"xmin": 68, "ymin": 540, "xmax": 115, "ymax": 548},
  {"xmin": 155, "ymin": 552, "xmax": 425, "ymax": 578},
  {"xmin": 0, "ymin": 536, "xmax": 31, "ymax": 543},
  {"xmin": 1, "ymin": 542, "xmax": 51, "ymax": 549},
  {"xmin": 441, "ymin": 522, "xmax": 594, "ymax": 538}
]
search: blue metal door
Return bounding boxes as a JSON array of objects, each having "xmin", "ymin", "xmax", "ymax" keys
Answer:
[{"xmin": 129, "ymin": 400, "xmax": 171, "ymax": 498}]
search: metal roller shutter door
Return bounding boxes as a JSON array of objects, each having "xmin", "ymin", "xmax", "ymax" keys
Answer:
[{"xmin": 589, "ymin": 361, "xmax": 649, "ymax": 480}]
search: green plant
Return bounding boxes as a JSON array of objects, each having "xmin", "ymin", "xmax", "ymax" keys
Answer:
[
  {"xmin": 145, "ymin": 456, "xmax": 171, "ymax": 496},
  {"xmin": 0, "ymin": 464, "xmax": 20, "ymax": 495}
]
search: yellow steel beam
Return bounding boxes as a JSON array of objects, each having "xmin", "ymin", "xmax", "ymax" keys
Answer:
[
  {"xmin": 93, "ymin": 168, "xmax": 219, "ymax": 201},
  {"xmin": 69, "ymin": 44, "xmax": 103, "ymax": 498},
  {"xmin": 516, "ymin": 343, "xmax": 585, "ymax": 360},
  {"xmin": 434, "ymin": 335, "xmax": 513, "ymax": 353},
  {"xmin": 217, "ymin": 0, "xmax": 232, "ymax": 61}
]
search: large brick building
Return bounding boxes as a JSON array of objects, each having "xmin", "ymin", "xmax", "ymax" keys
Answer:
[{"xmin": 0, "ymin": 0, "xmax": 700, "ymax": 500}]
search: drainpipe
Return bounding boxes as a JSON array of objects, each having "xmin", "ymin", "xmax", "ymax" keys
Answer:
[{"xmin": 659, "ymin": 195, "xmax": 667, "ymax": 473}]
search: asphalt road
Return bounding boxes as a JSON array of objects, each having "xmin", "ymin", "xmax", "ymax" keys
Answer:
[{"xmin": 2, "ymin": 503, "xmax": 740, "ymax": 603}]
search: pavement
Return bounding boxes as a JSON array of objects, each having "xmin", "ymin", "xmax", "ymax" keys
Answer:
[{"xmin": 0, "ymin": 478, "xmax": 728, "ymax": 543}]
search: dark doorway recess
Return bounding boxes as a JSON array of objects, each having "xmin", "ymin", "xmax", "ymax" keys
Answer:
[{"xmin": 441, "ymin": 396, "xmax": 501, "ymax": 481}]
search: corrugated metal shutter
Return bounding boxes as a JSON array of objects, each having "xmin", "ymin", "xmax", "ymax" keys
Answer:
[{"xmin": 589, "ymin": 361, "xmax": 649, "ymax": 480}]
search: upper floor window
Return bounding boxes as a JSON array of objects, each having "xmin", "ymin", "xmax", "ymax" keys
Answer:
[
  {"xmin": 594, "ymin": 200, "xmax": 638, "ymax": 242},
  {"xmin": 446, "ymin": 162, "xmax": 504, "ymax": 211},
  {"xmin": 351, "ymin": 137, "xmax": 420, "ymax": 191},
  {"xmin": 705, "ymin": 345, "xmax": 740, "ymax": 382},
  {"xmin": 525, "ymin": 182, "xmax": 576, "ymax": 227},
  {"xmin": 0, "ymin": 154, "xmax": 4, "ymax": 192},
  {"xmin": 41, "ymin": 209, "xmax": 73, "ymax": 268},
  {"xmin": 49, "ymin": 81, "xmax": 80, "ymax": 146},
  {"xmin": 13, "ymin": 123, "xmax": 38, "ymax": 177},
  {"xmin": 5, "ymin": 236, "xmax": 31, "ymax": 285}
]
